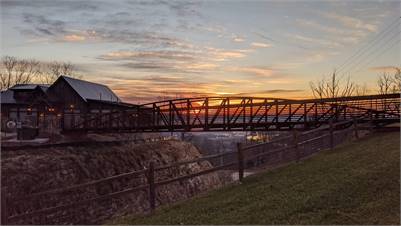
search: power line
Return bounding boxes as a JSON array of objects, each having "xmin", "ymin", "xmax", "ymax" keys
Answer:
[
  {"xmin": 338, "ymin": 29, "xmax": 400, "ymax": 75},
  {"xmin": 352, "ymin": 33, "xmax": 400, "ymax": 74},
  {"xmin": 336, "ymin": 17, "xmax": 400, "ymax": 73},
  {"xmin": 336, "ymin": 17, "xmax": 401, "ymax": 74},
  {"xmin": 343, "ymin": 31, "xmax": 400, "ymax": 74},
  {"xmin": 254, "ymin": 30, "xmax": 312, "ymax": 50}
]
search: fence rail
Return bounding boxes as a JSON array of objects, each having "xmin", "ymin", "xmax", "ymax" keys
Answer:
[{"xmin": 0, "ymin": 118, "xmax": 380, "ymax": 224}]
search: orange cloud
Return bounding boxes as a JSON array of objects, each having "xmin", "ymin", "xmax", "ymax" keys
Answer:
[
  {"xmin": 228, "ymin": 66, "xmax": 275, "ymax": 77},
  {"xmin": 184, "ymin": 63, "xmax": 219, "ymax": 70},
  {"xmin": 206, "ymin": 47, "xmax": 249, "ymax": 61},
  {"xmin": 251, "ymin": 42, "xmax": 271, "ymax": 48},
  {"xmin": 63, "ymin": 34, "xmax": 86, "ymax": 41},
  {"xmin": 233, "ymin": 37, "xmax": 245, "ymax": 42}
]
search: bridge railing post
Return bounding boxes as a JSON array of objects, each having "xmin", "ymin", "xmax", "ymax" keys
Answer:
[{"xmin": 237, "ymin": 143, "xmax": 244, "ymax": 182}]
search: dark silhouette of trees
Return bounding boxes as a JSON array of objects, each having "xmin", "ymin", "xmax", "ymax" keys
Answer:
[
  {"xmin": 0, "ymin": 56, "xmax": 82, "ymax": 90},
  {"xmin": 40, "ymin": 61, "xmax": 82, "ymax": 84},
  {"xmin": 309, "ymin": 70, "xmax": 356, "ymax": 99},
  {"xmin": 0, "ymin": 56, "xmax": 41, "ymax": 90},
  {"xmin": 377, "ymin": 68, "xmax": 400, "ymax": 95}
]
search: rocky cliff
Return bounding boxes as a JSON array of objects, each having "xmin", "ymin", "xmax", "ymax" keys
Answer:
[{"xmin": 1, "ymin": 140, "xmax": 232, "ymax": 224}]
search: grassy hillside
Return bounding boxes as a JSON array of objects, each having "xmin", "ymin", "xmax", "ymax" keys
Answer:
[{"xmin": 111, "ymin": 132, "xmax": 400, "ymax": 225}]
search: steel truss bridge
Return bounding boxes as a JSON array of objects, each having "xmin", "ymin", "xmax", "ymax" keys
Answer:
[{"xmin": 65, "ymin": 93, "xmax": 400, "ymax": 133}]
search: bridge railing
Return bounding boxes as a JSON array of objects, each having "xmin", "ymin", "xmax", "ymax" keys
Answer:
[
  {"xmin": 66, "ymin": 93, "xmax": 400, "ymax": 132},
  {"xmin": 2, "ymin": 118, "xmax": 370, "ymax": 225}
]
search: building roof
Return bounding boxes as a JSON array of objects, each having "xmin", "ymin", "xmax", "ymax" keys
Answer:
[
  {"xmin": 0, "ymin": 90, "xmax": 16, "ymax": 104},
  {"xmin": 10, "ymin": 84, "xmax": 50, "ymax": 92},
  {"xmin": 2, "ymin": 84, "xmax": 50, "ymax": 104},
  {"xmin": 1, "ymin": 77, "xmax": 123, "ymax": 106},
  {"xmin": 59, "ymin": 76, "xmax": 121, "ymax": 103}
]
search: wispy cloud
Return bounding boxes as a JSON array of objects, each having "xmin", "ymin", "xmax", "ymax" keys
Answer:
[
  {"xmin": 63, "ymin": 34, "xmax": 86, "ymax": 41},
  {"xmin": 1, "ymin": 0, "xmax": 100, "ymax": 11},
  {"xmin": 369, "ymin": 66, "xmax": 400, "ymax": 74},
  {"xmin": 98, "ymin": 75, "xmax": 227, "ymax": 103},
  {"xmin": 99, "ymin": 50, "xmax": 197, "ymax": 61},
  {"xmin": 97, "ymin": 46, "xmax": 250, "ymax": 74},
  {"xmin": 21, "ymin": 13, "xmax": 66, "ymax": 37},
  {"xmin": 295, "ymin": 18, "xmax": 368, "ymax": 44},
  {"xmin": 11, "ymin": 1, "xmax": 203, "ymax": 50},
  {"xmin": 272, "ymin": 51, "xmax": 333, "ymax": 70},
  {"xmin": 321, "ymin": 12, "xmax": 378, "ymax": 32},
  {"xmin": 206, "ymin": 47, "xmax": 250, "ymax": 61},
  {"xmin": 238, "ymin": 89, "xmax": 304, "ymax": 95},
  {"xmin": 251, "ymin": 42, "xmax": 272, "ymax": 48},
  {"xmin": 227, "ymin": 66, "xmax": 275, "ymax": 78},
  {"xmin": 58, "ymin": 29, "xmax": 194, "ymax": 49},
  {"xmin": 232, "ymin": 36, "xmax": 245, "ymax": 42},
  {"xmin": 290, "ymin": 34, "xmax": 342, "ymax": 48}
]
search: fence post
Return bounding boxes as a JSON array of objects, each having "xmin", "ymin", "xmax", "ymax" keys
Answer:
[
  {"xmin": 237, "ymin": 143, "xmax": 244, "ymax": 182},
  {"xmin": 1, "ymin": 187, "xmax": 7, "ymax": 225},
  {"xmin": 353, "ymin": 118, "xmax": 359, "ymax": 139},
  {"xmin": 329, "ymin": 119, "xmax": 334, "ymax": 150},
  {"xmin": 368, "ymin": 111, "xmax": 374, "ymax": 133},
  {"xmin": 147, "ymin": 161, "xmax": 156, "ymax": 212},
  {"xmin": 293, "ymin": 130, "xmax": 299, "ymax": 162}
]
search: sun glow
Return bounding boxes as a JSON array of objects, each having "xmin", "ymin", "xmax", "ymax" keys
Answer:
[{"xmin": 215, "ymin": 92, "xmax": 237, "ymax": 95}]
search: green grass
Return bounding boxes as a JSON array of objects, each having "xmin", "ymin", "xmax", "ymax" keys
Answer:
[{"xmin": 112, "ymin": 132, "xmax": 400, "ymax": 225}]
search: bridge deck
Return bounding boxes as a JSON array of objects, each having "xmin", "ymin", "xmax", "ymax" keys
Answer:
[{"xmin": 64, "ymin": 94, "xmax": 400, "ymax": 133}]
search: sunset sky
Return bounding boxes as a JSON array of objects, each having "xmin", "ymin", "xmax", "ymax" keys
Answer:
[{"xmin": 1, "ymin": 0, "xmax": 400, "ymax": 104}]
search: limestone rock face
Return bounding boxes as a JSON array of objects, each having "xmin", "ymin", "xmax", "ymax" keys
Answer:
[{"xmin": 2, "ymin": 140, "xmax": 232, "ymax": 224}]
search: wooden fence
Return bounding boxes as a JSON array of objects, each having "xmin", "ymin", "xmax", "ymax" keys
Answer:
[{"xmin": 1, "ymin": 118, "xmax": 366, "ymax": 224}]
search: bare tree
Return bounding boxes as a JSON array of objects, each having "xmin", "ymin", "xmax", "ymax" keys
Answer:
[
  {"xmin": 310, "ymin": 70, "xmax": 356, "ymax": 99},
  {"xmin": 40, "ymin": 61, "xmax": 81, "ymax": 84},
  {"xmin": 355, "ymin": 83, "xmax": 368, "ymax": 96},
  {"xmin": 377, "ymin": 70, "xmax": 400, "ymax": 112},
  {"xmin": 0, "ymin": 56, "xmax": 42, "ymax": 90},
  {"xmin": 309, "ymin": 79, "xmax": 325, "ymax": 99},
  {"xmin": 0, "ymin": 56, "xmax": 82, "ymax": 89},
  {"xmin": 377, "ymin": 72, "xmax": 393, "ymax": 95},
  {"xmin": 392, "ymin": 68, "xmax": 400, "ymax": 93}
]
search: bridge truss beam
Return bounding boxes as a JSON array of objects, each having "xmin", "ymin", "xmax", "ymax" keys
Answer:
[{"xmin": 64, "ymin": 94, "xmax": 400, "ymax": 133}]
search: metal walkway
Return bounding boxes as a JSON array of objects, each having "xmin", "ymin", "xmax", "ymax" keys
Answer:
[{"xmin": 65, "ymin": 93, "xmax": 400, "ymax": 133}]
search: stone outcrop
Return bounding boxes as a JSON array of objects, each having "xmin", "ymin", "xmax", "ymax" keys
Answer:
[{"xmin": 1, "ymin": 140, "xmax": 232, "ymax": 224}]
